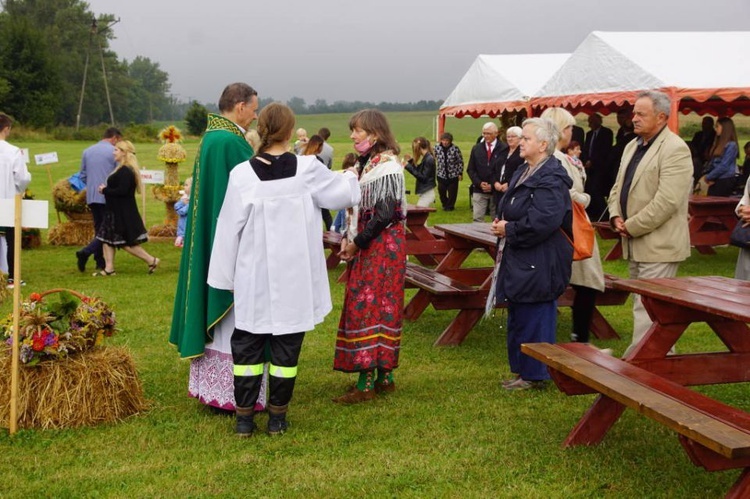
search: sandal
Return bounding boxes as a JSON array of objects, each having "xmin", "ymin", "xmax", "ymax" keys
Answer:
[
  {"xmin": 93, "ymin": 269, "xmax": 116, "ymax": 277},
  {"xmin": 148, "ymin": 257, "xmax": 160, "ymax": 274}
]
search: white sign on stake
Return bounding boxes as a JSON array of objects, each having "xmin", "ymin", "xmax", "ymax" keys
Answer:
[
  {"xmin": 20, "ymin": 148, "xmax": 30, "ymax": 164},
  {"xmin": 0, "ymin": 199, "xmax": 49, "ymax": 228},
  {"xmin": 34, "ymin": 152, "xmax": 59, "ymax": 165},
  {"xmin": 140, "ymin": 169, "xmax": 165, "ymax": 184}
]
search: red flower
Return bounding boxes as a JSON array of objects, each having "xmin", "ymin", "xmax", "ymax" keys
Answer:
[
  {"xmin": 32, "ymin": 334, "xmax": 45, "ymax": 352},
  {"xmin": 29, "ymin": 293, "xmax": 42, "ymax": 302}
]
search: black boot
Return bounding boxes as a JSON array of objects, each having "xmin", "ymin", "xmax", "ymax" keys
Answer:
[
  {"xmin": 235, "ymin": 406, "xmax": 256, "ymax": 437},
  {"xmin": 267, "ymin": 404, "xmax": 288, "ymax": 435}
]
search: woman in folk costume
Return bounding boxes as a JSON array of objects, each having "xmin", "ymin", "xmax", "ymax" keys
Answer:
[
  {"xmin": 333, "ymin": 109, "xmax": 408, "ymax": 404},
  {"xmin": 208, "ymin": 103, "xmax": 360, "ymax": 435}
]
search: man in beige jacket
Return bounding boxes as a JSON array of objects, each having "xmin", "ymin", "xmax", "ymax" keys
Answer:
[{"xmin": 608, "ymin": 90, "xmax": 693, "ymax": 356}]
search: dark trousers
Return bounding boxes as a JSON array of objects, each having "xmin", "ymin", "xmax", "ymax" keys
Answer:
[
  {"xmin": 437, "ymin": 177, "xmax": 459, "ymax": 210},
  {"xmin": 1, "ymin": 227, "xmax": 15, "ymax": 279},
  {"xmin": 322, "ymin": 209, "xmax": 333, "ymax": 230},
  {"xmin": 81, "ymin": 203, "xmax": 106, "ymax": 269},
  {"xmin": 506, "ymin": 301, "xmax": 556, "ymax": 381},
  {"xmin": 231, "ymin": 329, "xmax": 305, "ymax": 409},
  {"xmin": 707, "ymin": 177, "xmax": 736, "ymax": 197},
  {"xmin": 571, "ymin": 285, "xmax": 599, "ymax": 343}
]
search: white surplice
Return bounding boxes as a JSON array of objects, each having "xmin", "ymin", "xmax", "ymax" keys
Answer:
[{"xmin": 208, "ymin": 155, "xmax": 360, "ymax": 334}]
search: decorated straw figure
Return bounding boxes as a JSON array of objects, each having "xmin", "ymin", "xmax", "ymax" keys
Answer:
[
  {"xmin": 48, "ymin": 178, "xmax": 94, "ymax": 246},
  {"xmin": 150, "ymin": 125, "xmax": 188, "ymax": 238}
]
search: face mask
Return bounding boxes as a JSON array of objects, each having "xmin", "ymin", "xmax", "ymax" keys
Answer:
[{"xmin": 354, "ymin": 138, "xmax": 374, "ymax": 154}]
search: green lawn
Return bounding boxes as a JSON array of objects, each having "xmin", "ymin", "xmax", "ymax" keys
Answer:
[{"xmin": 0, "ymin": 114, "xmax": 747, "ymax": 497}]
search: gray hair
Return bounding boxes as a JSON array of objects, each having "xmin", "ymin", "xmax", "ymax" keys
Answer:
[
  {"xmin": 482, "ymin": 122, "xmax": 498, "ymax": 132},
  {"xmin": 637, "ymin": 90, "xmax": 672, "ymax": 117},
  {"xmin": 539, "ymin": 108, "xmax": 575, "ymax": 140},
  {"xmin": 522, "ymin": 117, "xmax": 559, "ymax": 156},
  {"xmin": 506, "ymin": 126, "xmax": 523, "ymax": 138}
]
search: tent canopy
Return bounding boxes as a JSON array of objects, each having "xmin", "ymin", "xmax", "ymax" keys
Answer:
[
  {"xmin": 532, "ymin": 31, "xmax": 750, "ymax": 117},
  {"xmin": 439, "ymin": 54, "xmax": 570, "ymax": 118}
]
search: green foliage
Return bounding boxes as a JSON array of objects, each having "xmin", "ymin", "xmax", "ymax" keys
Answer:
[{"xmin": 184, "ymin": 101, "xmax": 208, "ymax": 136}]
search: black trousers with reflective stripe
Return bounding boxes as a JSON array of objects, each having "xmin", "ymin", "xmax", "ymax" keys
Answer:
[{"xmin": 231, "ymin": 329, "xmax": 305, "ymax": 409}]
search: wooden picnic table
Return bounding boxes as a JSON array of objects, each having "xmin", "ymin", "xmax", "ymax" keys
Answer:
[
  {"xmin": 595, "ymin": 195, "xmax": 739, "ymax": 261},
  {"xmin": 323, "ymin": 204, "xmax": 450, "ymax": 279},
  {"xmin": 522, "ymin": 276, "xmax": 750, "ymax": 498},
  {"xmin": 404, "ymin": 222, "xmax": 627, "ymax": 346}
]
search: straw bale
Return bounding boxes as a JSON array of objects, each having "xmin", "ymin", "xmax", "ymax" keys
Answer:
[
  {"xmin": 48, "ymin": 222, "xmax": 94, "ymax": 246},
  {"xmin": 0, "ymin": 346, "xmax": 148, "ymax": 429}
]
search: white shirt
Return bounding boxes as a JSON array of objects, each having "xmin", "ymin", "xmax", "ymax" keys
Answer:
[
  {"xmin": 207, "ymin": 155, "xmax": 360, "ymax": 334},
  {"xmin": 0, "ymin": 140, "xmax": 31, "ymax": 199}
]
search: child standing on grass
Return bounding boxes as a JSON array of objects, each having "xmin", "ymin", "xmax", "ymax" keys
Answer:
[
  {"xmin": 208, "ymin": 103, "xmax": 360, "ymax": 436},
  {"xmin": 174, "ymin": 177, "xmax": 192, "ymax": 247}
]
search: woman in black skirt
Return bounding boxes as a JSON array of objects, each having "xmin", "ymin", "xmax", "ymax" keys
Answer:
[{"xmin": 94, "ymin": 140, "xmax": 160, "ymax": 276}]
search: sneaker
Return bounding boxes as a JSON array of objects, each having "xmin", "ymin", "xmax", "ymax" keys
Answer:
[
  {"xmin": 504, "ymin": 378, "xmax": 546, "ymax": 391},
  {"xmin": 501, "ymin": 375, "xmax": 521, "ymax": 387},
  {"xmin": 235, "ymin": 414, "xmax": 257, "ymax": 437},
  {"xmin": 6, "ymin": 279, "xmax": 25, "ymax": 289},
  {"xmin": 75, "ymin": 250, "xmax": 88, "ymax": 272}
]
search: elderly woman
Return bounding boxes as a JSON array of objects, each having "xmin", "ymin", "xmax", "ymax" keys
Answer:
[
  {"xmin": 490, "ymin": 118, "xmax": 573, "ymax": 391},
  {"xmin": 541, "ymin": 108, "xmax": 607, "ymax": 347},
  {"xmin": 493, "ymin": 125, "xmax": 524, "ymax": 212}
]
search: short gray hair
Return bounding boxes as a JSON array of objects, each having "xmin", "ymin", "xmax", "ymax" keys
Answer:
[
  {"xmin": 637, "ymin": 90, "xmax": 672, "ymax": 118},
  {"xmin": 482, "ymin": 122, "xmax": 498, "ymax": 132},
  {"xmin": 522, "ymin": 117, "xmax": 559, "ymax": 156},
  {"xmin": 506, "ymin": 126, "xmax": 523, "ymax": 138}
]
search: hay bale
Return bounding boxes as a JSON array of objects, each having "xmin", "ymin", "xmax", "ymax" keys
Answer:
[
  {"xmin": 0, "ymin": 346, "xmax": 148, "ymax": 429},
  {"xmin": 48, "ymin": 221, "xmax": 95, "ymax": 246}
]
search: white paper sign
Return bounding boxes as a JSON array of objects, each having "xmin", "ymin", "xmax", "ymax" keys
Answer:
[
  {"xmin": 0, "ymin": 199, "xmax": 49, "ymax": 228},
  {"xmin": 140, "ymin": 169, "xmax": 165, "ymax": 184},
  {"xmin": 21, "ymin": 148, "xmax": 30, "ymax": 164},
  {"xmin": 34, "ymin": 152, "xmax": 59, "ymax": 165}
]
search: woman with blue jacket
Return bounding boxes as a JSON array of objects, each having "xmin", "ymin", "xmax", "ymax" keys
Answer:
[
  {"xmin": 704, "ymin": 117, "xmax": 739, "ymax": 197},
  {"xmin": 490, "ymin": 118, "xmax": 573, "ymax": 391}
]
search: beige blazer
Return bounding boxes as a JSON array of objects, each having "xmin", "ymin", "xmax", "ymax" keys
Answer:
[{"xmin": 608, "ymin": 127, "xmax": 692, "ymax": 263}]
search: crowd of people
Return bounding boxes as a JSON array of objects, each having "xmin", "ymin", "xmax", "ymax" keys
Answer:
[{"xmin": 1, "ymin": 84, "xmax": 749, "ymax": 436}]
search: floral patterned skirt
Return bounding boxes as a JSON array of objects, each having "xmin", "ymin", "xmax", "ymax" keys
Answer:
[{"xmin": 334, "ymin": 224, "xmax": 406, "ymax": 373}]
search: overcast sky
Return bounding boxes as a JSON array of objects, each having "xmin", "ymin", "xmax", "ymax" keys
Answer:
[{"xmin": 84, "ymin": 0, "xmax": 749, "ymax": 105}]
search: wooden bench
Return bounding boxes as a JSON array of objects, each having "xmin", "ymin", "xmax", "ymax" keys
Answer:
[
  {"xmin": 323, "ymin": 230, "xmax": 343, "ymax": 270},
  {"xmin": 522, "ymin": 342, "xmax": 750, "ymax": 498},
  {"xmin": 404, "ymin": 262, "xmax": 625, "ymax": 342}
]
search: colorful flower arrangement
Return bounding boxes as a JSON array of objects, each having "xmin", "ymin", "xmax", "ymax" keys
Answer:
[
  {"xmin": 2, "ymin": 290, "xmax": 116, "ymax": 365},
  {"xmin": 156, "ymin": 125, "xmax": 187, "ymax": 164}
]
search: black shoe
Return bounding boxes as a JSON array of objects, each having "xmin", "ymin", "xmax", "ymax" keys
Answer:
[
  {"xmin": 236, "ymin": 414, "xmax": 257, "ymax": 437},
  {"xmin": 75, "ymin": 250, "xmax": 88, "ymax": 272},
  {"xmin": 267, "ymin": 414, "xmax": 288, "ymax": 435}
]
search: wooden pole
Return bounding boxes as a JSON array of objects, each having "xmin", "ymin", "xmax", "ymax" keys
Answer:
[
  {"xmin": 141, "ymin": 185, "xmax": 147, "ymax": 226},
  {"xmin": 9, "ymin": 194, "xmax": 22, "ymax": 435},
  {"xmin": 45, "ymin": 165, "xmax": 61, "ymax": 223}
]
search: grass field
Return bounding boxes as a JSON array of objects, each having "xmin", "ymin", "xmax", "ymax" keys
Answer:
[{"xmin": 0, "ymin": 112, "xmax": 748, "ymax": 497}]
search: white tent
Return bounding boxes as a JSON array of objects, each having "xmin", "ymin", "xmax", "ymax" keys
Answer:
[
  {"xmin": 532, "ymin": 31, "xmax": 750, "ymax": 127},
  {"xmin": 439, "ymin": 53, "xmax": 570, "ymax": 118}
]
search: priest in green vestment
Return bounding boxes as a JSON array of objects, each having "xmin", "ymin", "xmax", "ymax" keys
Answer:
[{"xmin": 169, "ymin": 83, "xmax": 259, "ymax": 411}]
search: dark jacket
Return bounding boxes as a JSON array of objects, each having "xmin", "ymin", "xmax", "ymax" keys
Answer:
[
  {"xmin": 495, "ymin": 155, "xmax": 573, "ymax": 304},
  {"xmin": 405, "ymin": 152, "xmax": 436, "ymax": 194},
  {"xmin": 467, "ymin": 140, "xmax": 509, "ymax": 189}
]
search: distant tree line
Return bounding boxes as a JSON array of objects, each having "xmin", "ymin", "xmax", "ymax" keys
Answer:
[
  {"xmin": 264, "ymin": 96, "xmax": 442, "ymax": 115},
  {"xmin": 0, "ymin": 0, "xmax": 178, "ymax": 128}
]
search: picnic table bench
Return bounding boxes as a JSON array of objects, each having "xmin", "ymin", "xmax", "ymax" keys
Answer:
[
  {"xmin": 404, "ymin": 222, "xmax": 628, "ymax": 346},
  {"xmin": 594, "ymin": 195, "xmax": 739, "ymax": 260},
  {"xmin": 522, "ymin": 276, "xmax": 750, "ymax": 498}
]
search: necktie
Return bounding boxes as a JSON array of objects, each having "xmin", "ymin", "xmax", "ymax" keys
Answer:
[
  {"xmin": 486, "ymin": 142, "xmax": 492, "ymax": 163},
  {"xmin": 589, "ymin": 130, "xmax": 598, "ymax": 156}
]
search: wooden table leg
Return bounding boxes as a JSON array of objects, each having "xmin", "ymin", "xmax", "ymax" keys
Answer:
[
  {"xmin": 433, "ymin": 309, "xmax": 483, "ymax": 346},
  {"xmin": 694, "ymin": 245, "xmax": 717, "ymax": 255},
  {"xmin": 563, "ymin": 394, "xmax": 627, "ymax": 446},
  {"xmin": 589, "ymin": 308, "xmax": 620, "ymax": 339},
  {"xmin": 404, "ymin": 290, "xmax": 431, "ymax": 321},
  {"xmin": 728, "ymin": 469, "xmax": 750, "ymax": 499},
  {"xmin": 603, "ymin": 241, "xmax": 622, "ymax": 261}
]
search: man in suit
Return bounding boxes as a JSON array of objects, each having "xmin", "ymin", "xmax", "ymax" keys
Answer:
[
  {"xmin": 467, "ymin": 122, "xmax": 508, "ymax": 221},
  {"xmin": 582, "ymin": 113, "xmax": 613, "ymax": 220},
  {"xmin": 608, "ymin": 90, "xmax": 693, "ymax": 356},
  {"xmin": 605, "ymin": 108, "xmax": 636, "ymax": 196}
]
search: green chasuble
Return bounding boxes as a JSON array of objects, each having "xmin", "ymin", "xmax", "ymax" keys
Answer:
[{"xmin": 169, "ymin": 114, "xmax": 253, "ymax": 358}]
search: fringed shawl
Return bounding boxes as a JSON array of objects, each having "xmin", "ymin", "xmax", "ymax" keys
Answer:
[{"xmin": 348, "ymin": 152, "xmax": 407, "ymax": 239}]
